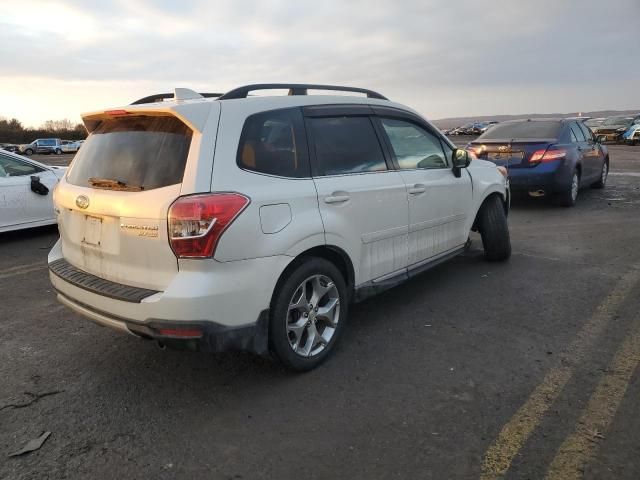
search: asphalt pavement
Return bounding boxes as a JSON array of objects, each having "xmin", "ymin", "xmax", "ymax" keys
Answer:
[{"xmin": 1, "ymin": 143, "xmax": 639, "ymax": 479}]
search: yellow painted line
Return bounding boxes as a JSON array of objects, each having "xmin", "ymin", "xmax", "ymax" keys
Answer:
[
  {"xmin": 545, "ymin": 321, "xmax": 640, "ymax": 479},
  {"xmin": 480, "ymin": 269, "xmax": 640, "ymax": 480},
  {"xmin": 0, "ymin": 262, "xmax": 47, "ymax": 280}
]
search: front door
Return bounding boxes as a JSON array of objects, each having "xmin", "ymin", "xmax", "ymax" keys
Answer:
[
  {"xmin": 306, "ymin": 112, "xmax": 409, "ymax": 285},
  {"xmin": 375, "ymin": 116, "xmax": 473, "ymax": 267}
]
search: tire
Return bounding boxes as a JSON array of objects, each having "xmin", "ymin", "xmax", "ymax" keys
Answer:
[
  {"xmin": 477, "ymin": 195, "xmax": 511, "ymax": 262},
  {"xmin": 55, "ymin": 148, "xmax": 62, "ymax": 155},
  {"xmin": 556, "ymin": 170, "xmax": 579, "ymax": 207},
  {"xmin": 25, "ymin": 148, "xmax": 33, "ymax": 155},
  {"xmin": 591, "ymin": 160, "xmax": 608, "ymax": 189},
  {"xmin": 269, "ymin": 257, "xmax": 348, "ymax": 372}
]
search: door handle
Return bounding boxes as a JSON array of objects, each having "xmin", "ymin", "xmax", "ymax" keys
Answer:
[
  {"xmin": 408, "ymin": 184, "xmax": 426, "ymax": 195},
  {"xmin": 324, "ymin": 194, "xmax": 350, "ymax": 204}
]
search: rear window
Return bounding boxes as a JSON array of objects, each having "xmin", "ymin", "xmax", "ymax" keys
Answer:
[
  {"xmin": 67, "ymin": 115, "xmax": 192, "ymax": 191},
  {"xmin": 479, "ymin": 121, "xmax": 561, "ymax": 140}
]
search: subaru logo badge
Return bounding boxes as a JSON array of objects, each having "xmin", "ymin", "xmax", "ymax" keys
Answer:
[{"xmin": 76, "ymin": 195, "xmax": 90, "ymax": 209}]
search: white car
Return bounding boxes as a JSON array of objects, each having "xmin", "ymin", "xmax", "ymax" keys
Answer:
[
  {"xmin": 48, "ymin": 84, "xmax": 511, "ymax": 371},
  {"xmin": 0, "ymin": 151, "xmax": 67, "ymax": 232},
  {"xmin": 60, "ymin": 141, "xmax": 83, "ymax": 154}
]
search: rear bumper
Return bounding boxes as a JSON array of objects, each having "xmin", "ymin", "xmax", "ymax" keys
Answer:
[
  {"xmin": 48, "ymin": 239, "xmax": 291, "ymax": 354},
  {"xmin": 507, "ymin": 160, "xmax": 572, "ymax": 194},
  {"xmin": 55, "ymin": 290, "xmax": 269, "ymax": 354}
]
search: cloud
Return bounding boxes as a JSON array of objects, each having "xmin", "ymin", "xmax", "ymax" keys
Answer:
[{"xmin": 0, "ymin": 0, "xmax": 638, "ymax": 125}]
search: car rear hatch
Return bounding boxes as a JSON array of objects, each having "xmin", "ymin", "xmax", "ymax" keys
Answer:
[{"xmin": 54, "ymin": 105, "xmax": 214, "ymax": 291}]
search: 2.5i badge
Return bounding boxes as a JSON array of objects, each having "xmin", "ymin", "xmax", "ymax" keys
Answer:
[{"xmin": 120, "ymin": 223, "xmax": 159, "ymax": 238}]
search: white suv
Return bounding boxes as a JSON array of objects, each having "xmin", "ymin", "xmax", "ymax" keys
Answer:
[{"xmin": 48, "ymin": 84, "xmax": 511, "ymax": 371}]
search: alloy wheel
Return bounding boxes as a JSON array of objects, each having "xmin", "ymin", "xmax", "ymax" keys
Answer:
[{"xmin": 286, "ymin": 274, "xmax": 340, "ymax": 357}]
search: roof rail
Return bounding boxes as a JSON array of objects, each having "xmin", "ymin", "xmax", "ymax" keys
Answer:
[
  {"xmin": 217, "ymin": 83, "xmax": 388, "ymax": 100},
  {"xmin": 130, "ymin": 92, "xmax": 224, "ymax": 105}
]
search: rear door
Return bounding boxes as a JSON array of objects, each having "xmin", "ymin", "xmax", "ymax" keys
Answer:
[
  {"xmin": 305, "ymin": 106, "xmax": 409, "ymax": 284},
  {"xmin": 568, "ymin": 122, "xmax": 591, "ymax": 181},
  {"xmin": 577, "ymin": 121, "xmax": 604, "ymax": 182},
  {"xmin": 55, "ymin": 112, "xmax": 202, "ymax": 291},
  {"xmin": 374, "ymin": 113, "xmax": 472, "ymax": 266}
]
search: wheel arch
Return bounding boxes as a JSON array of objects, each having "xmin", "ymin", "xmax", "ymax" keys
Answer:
[
  {"xmin": 272, "ymin": 245, "xmax": 356, "ymax": 307},
  {"xmin": 472, "ymin": 190, "xmax": 509, "ymax": 232}
]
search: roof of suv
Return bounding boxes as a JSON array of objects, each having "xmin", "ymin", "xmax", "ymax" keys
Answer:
[{"xmin": 81, "ymin": 83, "xmax": 425, "ymax": 133}]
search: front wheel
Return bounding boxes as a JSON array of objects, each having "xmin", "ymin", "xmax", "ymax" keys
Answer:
[
  {"xmin": 478, "ymin": 195, "xmax": 511, "ymax": 262},
  {"xmin": 269, "ymin": 257, "xmax": 348, "ymax": 371},
  {"xmin": 24, "ymin": 148, "xmax": 33, "ymax": 155},
  {"xmin": 55, "ymin": 148, "xmax": 62, "ymax": 155}
]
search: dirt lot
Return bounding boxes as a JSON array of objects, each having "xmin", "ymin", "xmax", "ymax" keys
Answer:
[{"xmin": 1, "ymin": 143, "xmax": 639, "ymax": 479}]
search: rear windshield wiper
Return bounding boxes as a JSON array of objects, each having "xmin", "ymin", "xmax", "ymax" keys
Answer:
[{"xmin": 88, "ymin": 177, "xmax": 144, "ymax": 191}]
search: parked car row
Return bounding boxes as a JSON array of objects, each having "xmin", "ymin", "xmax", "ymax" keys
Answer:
[
  {"xmin": 1, "ymin": 138, "xmax": 84, "ymax": 155},
  {"xmin": 589, "ymin": 115, "xmax": 640, "ymax": 144},
  {"xmin": 444, "ymin": 121, "xmax": 498, "ymax": 136}
]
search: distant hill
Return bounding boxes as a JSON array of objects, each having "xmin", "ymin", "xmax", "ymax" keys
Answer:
[{"xmin": 433, "ymin": 109, "xmax": 640, "ymax": 130}]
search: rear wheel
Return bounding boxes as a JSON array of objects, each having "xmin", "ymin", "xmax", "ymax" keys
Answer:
[
  {"xmin": 591, "ymin": 160, "xmax": 608, "ymax": 189},
  {"xmin": 269, "ymin": 258, "xmax": 348, "ymax": 371},
  {"xmin": 557, "ymin": 170, "xmax": 579, "ymax": 207},
  {"xmin": 55, "ymin": 148, "xmax": 62, "ymax": 155},
  {"xmin": 478, "ymin": 195, "xmax": 511, "ymax": 262}
]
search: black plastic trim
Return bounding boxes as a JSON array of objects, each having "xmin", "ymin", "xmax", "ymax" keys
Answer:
[
  {"xmin": 218, "ymin": 83, "xmax": 388, "ymax": 100},
  {"xmin": 353, "ymin": 246, "xmax": 465, "ymax": 302},
  {"xmin": 49, "ymin": 258, "xmax": 159, "ymax": 303}
]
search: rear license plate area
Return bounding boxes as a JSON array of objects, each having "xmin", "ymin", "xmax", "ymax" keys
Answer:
[
  {"xmin": 487, "ymin": 152, "xmax": 524, "ymax": 162},
  {"xmin": 83, "ymin": 215, "xmax": 102, "ymax": 246}
]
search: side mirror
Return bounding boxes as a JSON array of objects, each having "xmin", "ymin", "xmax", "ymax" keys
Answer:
[
  {"xmin": 30, "ymin": 176, "xmax": 49, "ymax": 196},
  {"xmin": 452, "ymin": 149, "xmax": 471, "ymax": 178}
]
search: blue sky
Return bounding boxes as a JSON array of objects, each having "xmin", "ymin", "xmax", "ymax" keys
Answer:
[{"xmin": 0, "ymin": 0, "xmax": 638, "ymax": 126}]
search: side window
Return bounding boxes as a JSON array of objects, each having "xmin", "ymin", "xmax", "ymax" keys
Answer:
[
  {"xmin": 569, "ymin": 128, "xmax": 579, "ymax": 143},
  {"xmin": 577, "ymin": 122, "xmax": 593, "ymax": 142},
  {"xmin": 237, "ymin": 108, "xmax": 309, "ymax": 178},
  {"xmin": 0, "ymin": 154, "xmax": 43, "ymax": 177},
  {"xmin": 308, "ymin": 116, "xmax": 387, "ymax": 176},
  {"xmin": 380, "ymin": 118, "xmax": 448, "ymax": 169},
  {"xmin": 570, "ymin": 124, "xmax": 586, "ymax": 142}
]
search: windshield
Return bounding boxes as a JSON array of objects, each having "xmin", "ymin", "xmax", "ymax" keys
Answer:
[
  {"xmin": 478, "ymin": 121, "xmax": 561, "ymax": 140},
  {"xmin": 67, "ymin": 115, "xmax": 192, "ymax": 191},
  {"xmin": 603, "ymin": 117, "xmax": 632, "ymax": 126}
]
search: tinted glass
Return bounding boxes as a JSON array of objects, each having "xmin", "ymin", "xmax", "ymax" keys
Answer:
[
  {"xmin": 67, "ymin": 115, "xmax": 192, "ymax": 190},
  {"xmin": 571, "ymin": 124, "xmax": 586, "ymax": 142},
  {"xmin": 309, "ymin": 117, "xmax": 387, "ymax": 175},
  {"xmin": 381, "ymin": 118, "xmax": 447, "ymax": 169},
  {"xmin": 40, "ymin": 139, "xmax": 56, "ymax": 146},
  {"xmin": 0, "ymin": 154, "xmax": 44, "ymax": 177},
  {"xmin": 237, "ymin": 108, "xmax": 308, "ymax": 178},
  {"xmin": 479, "ymin": 121, "xmax": 562, "ymax": 140},
  {"xmin": 577, "ymin": 122, "xmax": 593, "ymax": 141}
]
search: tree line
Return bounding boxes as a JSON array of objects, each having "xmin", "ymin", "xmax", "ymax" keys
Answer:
[{"xmin": 0, "ymin": 117, "xmax": 87, "ymax": 145}]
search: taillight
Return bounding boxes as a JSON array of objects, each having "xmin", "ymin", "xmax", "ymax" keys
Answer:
[
  {"xmin": 168, "ymin": 193, "xmax": 250, "ymax": 258},
  {"xmin": 530, "ymin": 147, "xmax": 567, "ymax": 166}
]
